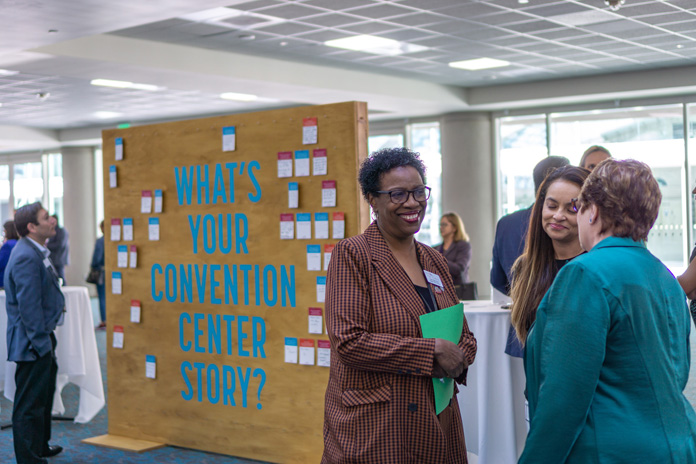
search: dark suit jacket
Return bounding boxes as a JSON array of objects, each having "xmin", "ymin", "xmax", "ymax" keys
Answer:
[
  {"xmin": 47, "ymin": 225, "xmax": 69, "ymax": 267},
  {"xmin": 434, "ymin": 240, "xmax": 472, "ymax": 286},
  {"xmin": 490, "ymin": 206, "xmax": 532, "ymax": 295},
  {"xmin": 322, "ymin": 222, "xmax": 477, "ymax": 464},
  {"xmin": 4, "ymin": 237, "xmax": 65, "ymax": 362}
]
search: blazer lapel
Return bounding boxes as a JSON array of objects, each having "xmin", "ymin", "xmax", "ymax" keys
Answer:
[
  {"xmin": 365, "ymin": 223, "xmax": 431, "ymax": 325},
  {"xmin": 23, "ymin": 238, "xmax": 62, "ymax": 290},
  {"xmin": 417, "ymin": 244, "xmax": 454, "ymax": 310}
]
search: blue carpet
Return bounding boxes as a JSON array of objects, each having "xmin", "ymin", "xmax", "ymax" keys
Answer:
[{"xmin": 0, "ymin": 298, "xmax": 271, "ymax": 464}]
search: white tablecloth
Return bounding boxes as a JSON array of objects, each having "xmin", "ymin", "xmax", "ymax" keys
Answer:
[
  {"xmin": 0, "ymin": 286, "xmax": 105, "ymax": 423},
  {"xmin": 458, "ymin": 301, "xmax": 528, "ymax": 464}
]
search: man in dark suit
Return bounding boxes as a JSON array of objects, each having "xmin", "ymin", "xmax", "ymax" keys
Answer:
[
  {"xmin": 46, "ymin": 214, "xmax": 69, "ymax": 285},
  {"xmin": 5, "ymin": 202, "xmax": 65, "ymax": 463}
]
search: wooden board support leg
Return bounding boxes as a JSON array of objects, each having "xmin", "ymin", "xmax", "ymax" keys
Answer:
[{"xmin": 82, "ymin": 434, "xmax": 166, "ymax": 453}]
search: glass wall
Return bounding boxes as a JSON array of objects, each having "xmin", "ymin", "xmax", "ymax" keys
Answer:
[
  {"xmin": 367, "ymin": 122, "xmax": 442, "ymax": 246},
  {"xmin": 498, "ymin": 104, "xmax": 691, "ymax": 273},
  {"xmin": 0, "ymin": 165, "xmax": 10, "ymax": 226},
  {"xmin": 498, "ymin": 115, "xmax": 547, "ymax": 216}
]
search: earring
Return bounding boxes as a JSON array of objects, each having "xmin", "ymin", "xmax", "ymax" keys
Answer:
[
  {"xmin": 589, "ymin": 218, "xmax": 593, "ymax": 224},
  {"xmin": 371, "ymin": 210, "xmax": 378, "ymax": 221}
]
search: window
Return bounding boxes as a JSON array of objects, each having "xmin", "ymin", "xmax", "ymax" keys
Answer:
[
  {"xmin": 497, "ymin": 104, "xmax": 692, "ymax": 274},
  {"xmin": 0, "ymin": 153, "xmax": 63, "ymax": 222}
]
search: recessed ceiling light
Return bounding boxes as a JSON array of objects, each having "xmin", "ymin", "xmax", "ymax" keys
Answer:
[
  {"xmin": 449, "ymin": 58, "xmax": 510, "ymax": 71},
  {"xmin": 677, "ymin": 44, "xmax": 684, "ymax": 49},
  {"xmin": 220, "ymin": 92, "xmax": 258, "ymax": 102},
  {"xmin": 0, "ymin": 69, "xmax": 18, "ymax": 76},
  {"xmin": 91, "ymin": 78, "xmax": 162, "ymax": 91},
  {"xmin": 324, "ymin": 35, "xmax": 427, "ymax": 56},
  {"xmin": 518, "ymin": 0, "xmax": 529, "ymax": 4},
  {"xmin": 94, "ymin": 111, "xmax": 123, "ymax": 119}
]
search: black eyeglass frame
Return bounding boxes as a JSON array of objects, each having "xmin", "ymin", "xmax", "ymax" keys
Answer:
[{"xmin": 375, "ymin": 186, "xmax": 431, "ymax": 204}]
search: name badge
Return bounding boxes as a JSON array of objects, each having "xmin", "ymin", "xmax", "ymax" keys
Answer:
[{"xmin": 423, "ymin": 270, "xmax": 444, "ymax": 289}]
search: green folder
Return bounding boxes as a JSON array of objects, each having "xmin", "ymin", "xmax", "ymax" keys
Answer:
[{"xmin": 419, "ymin": 302, "xmax": 464, "ymax": 415}]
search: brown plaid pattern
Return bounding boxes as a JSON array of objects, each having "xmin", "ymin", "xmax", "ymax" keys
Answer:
[{"xmin": 322, "ymin": 223, "xmax": 477, "ymax": 464}]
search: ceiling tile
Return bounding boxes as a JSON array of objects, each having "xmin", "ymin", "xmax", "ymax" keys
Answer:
[
  {"xmin": 299, "ymin": 13, "xmax": 363, "ymax": 27},
  {"xmin": 379, "ymin": 29, "xmax": 436, "ymax": 42},
  {"xmin": 387, "ymin": 13, "xmax": 448, "ymax": 27},
  {"xmin": 523, "ymin": 2, "xmax": 592, "ymax": 18},
  {"xmin": 662, "ymin": 21, "xmax": 696, "ymax": 32},
  {"xmin": 472, "ymin": 12, "xmax": 533, "ymax": 26},
  {"xmin": 637, "ymin": 12, "xmax": 695, "ymax": 25},
  {"xmin": 504, "ymin": 20, "xmax": 564, "ymax": 33},
  {"xmin": 338, "ymin": 21, "xmax": 401, "ymax": 34},
  {"xmin": 617, "ymin": 2, "xmax": 680, "ymax": 16},
  {"xmin": 436, "ymin": 3, "xmax": 504, "ymax": 19},
  {"xmin": 398, "ymin": 0, "xmax": 472, "ymax": 10},
  {"xmin": 532, "ymin": 29, "xmax": 590, "ymax": 40},
  {"xmin": 303, "ymin": 0, "xmax": 375, "ymax": 10},
  {"xmin": 293, "ymin": 29, "xmax": 353, "ymax": 43},
  {"xmin": 256, "ymin": 3, "xmax": 326, "ymax": 20},
  {"xmin": 344, "ymin": 4, "xmax": 416, "ymax": 19},
  {"xmin": 229, "ymin": 0, "xmax": 284, "ymax": 11},
  {"xmin": 254, "ymin": 21, "xmax": 318, "ymax": 35}
]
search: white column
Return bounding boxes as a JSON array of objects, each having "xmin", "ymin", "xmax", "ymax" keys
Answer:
[
  {"xmin": 61, "ymin": 147, "xmax": 96, "ymax": 290},
  {"xmin": 440, "ymin": 112, "xmax": 495, "ymax": 300}
]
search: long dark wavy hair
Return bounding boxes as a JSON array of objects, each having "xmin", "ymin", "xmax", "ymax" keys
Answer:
[{"xmin": 510, "ymin": 165, "xmax": 590, "ymax": 343}]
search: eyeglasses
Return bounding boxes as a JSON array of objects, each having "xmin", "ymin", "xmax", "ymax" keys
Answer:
[
  {"xmin": 376, "ymin": 186, "xmax": 431, "ymax": 204},
  {"xmin": 570, "ymin": 197, "xmax": 581, "ymax": 213}
]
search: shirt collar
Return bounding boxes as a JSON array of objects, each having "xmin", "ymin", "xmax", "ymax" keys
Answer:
[{"xmin": 26, "ymin": 236, "xmax": 50, "ymax": 257}]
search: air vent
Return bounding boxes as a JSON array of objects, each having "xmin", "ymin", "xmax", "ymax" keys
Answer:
[{"xmin": 179, "ymin": 7, "xmax": 285, "ymax": 30}]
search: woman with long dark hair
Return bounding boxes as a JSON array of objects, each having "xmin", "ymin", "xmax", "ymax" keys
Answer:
[{"xmin": 510, "ymin": 165, "xmax": 590, "ymax": 344}]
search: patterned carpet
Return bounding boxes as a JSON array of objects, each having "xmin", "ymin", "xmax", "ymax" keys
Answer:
[{"xmin": 2, "ymin": 299, "xmax": 696, "ymax": 463}]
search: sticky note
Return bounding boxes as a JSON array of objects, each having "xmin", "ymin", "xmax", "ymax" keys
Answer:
[{"xmin": 313, "ymin": 148, "xmax": 327, "ymax": 176}]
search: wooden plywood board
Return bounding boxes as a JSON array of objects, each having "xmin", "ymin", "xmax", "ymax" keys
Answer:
[
  {"xmin": 102, "ymin": 102, "xmax": 369, "ymax": 463},
  {"xmin": 82, "ymin": 434, "xmax": 165, "ymax": 452}
]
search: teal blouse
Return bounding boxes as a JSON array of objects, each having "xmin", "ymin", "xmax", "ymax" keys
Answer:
[{"xmin": 520, "ymin": 236, "xmax": 696, "ymax": 463}]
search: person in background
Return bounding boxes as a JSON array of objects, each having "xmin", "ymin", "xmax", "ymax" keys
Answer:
[
  {"xmin": 510, "ymin": 166, "xmax": 589, "ymax": 346},
  {"xmin": 5, "ymin": 202, "xmax": 65, "ymax": 463},
  {"xmin": 435, "ymin": 212, "xmax": 472, "ymax": 286},
  {"xmin": 519, "ymin": 159, "xmax": 696, "ymax": 463},
  {"xmin": 579, "ymin": 145, "xmax": 611, "ymax": 171},
  {"xmin": 0, "ymin": 220, "xmax": 19, "ymax": 287},
  {"xmin": 46, "ymin": 214, "xmax": 69, "ymax": 285},
  {"xmin": 90, "ymin": 220, "xmax": 106, "ymax": 330},
  {"xmin": 322, "ymin": 147, "xmax": 477, "ymax": 464}
]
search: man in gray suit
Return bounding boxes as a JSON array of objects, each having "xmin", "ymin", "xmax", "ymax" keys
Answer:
[
  {"xmin": 46, "ymin": 214, "xmax": 69, "ymax": 285},
  {"xmin": 5, "ymin": 202, "xmax": 65, "ymax": 463}
]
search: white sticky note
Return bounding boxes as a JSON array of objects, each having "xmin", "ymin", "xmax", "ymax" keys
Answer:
[
  {"xmin": 148, "ymin": 218, "xmax": 160, "ymax": 241},
  {"xmin": 299, "ymin": 339, "xmax": 315, "ymax": 365},
  {"xmin": 324, "ymin": 244, "xmax": 335, "ymax": 271},
  {"xmin": 109, "ymin": 165, "xmax": 117, "ymax": 188},
  {"xmin": 278, "ymin": 152, "xmax": 293, "ymax": 178},
  {"xmin": 302, "ymin": 117, "xmax": 318, "ymax": 145},
  {"xmin": 307, "ymin": 245, "xmax": 321, "ymax": 271},
  {"xmin": 146, "ymin": 355, "xmax": 156, "ymax": 379},
  {"xmin": 115, "ymin": 137, "xmax": 124, "ymax": 161},
  {"xmin": 123, "ymin": 218, "xmax": 133, "ymax": 241},
  {"xmin": 129, "ymin": 245, "xmax": 137, "ymax": 268},
  {"xmin": 317, "ymin": 276, "xmax": 326, "ymax": 303},
  {"xmin": 110, "ymin": 218, "xmax": 121, "ymax": 242},
  {"xmin": 154, "ymin": 189, "xmax": 163, "ymax": 213},
  {"xmin": 333, "ymin": 212, "xmax": 345, "ymax": 239},
  {"xmin": 322, "ymin": 180, "xmax": 337, "ymax": 208},
  {"xmin": 314, "ymin": 213, "xmax": 329, "ymax": 239},
  {"xmin": 141, "ymin": 190, "xmax": 152, "ymax": 213},
  {"xmin": 284, "ymin": 338, "xmax": 298, "ymax": 364},
  {"xmin": 280, "ymin": 214, "xmax": 294, "ymax": 240},
  {"xmin": 112, "ymin": 272, "xmax": 122, "ymax": 295},
  {"xmin": 296, "ymin": 213, "xmax": 312, "ymax": 239},
  {"xmin": 295, "ymin": 150, "xmax": 310, "ymax": 177},
  {"xmin": 288, "ymin": 182, "xmax": 299, "ymax": 209},
  {"xmin": 313, "ymin": 148, "xmax": 327, "ymax": 176},
  {"xmin": 113, "ymin": 326, "xmax": 124, "ymax": 349},
  {"xmin": 222, "ymin": 126, "xmax": 236, "ymax": 152},
  {"xmin": 317, "ymin": 340, "xmax": 331, "ymax": 367},
  {"xmin": 130, "ymin": 300, "xmax": 141, "ymax": 323},
  {"xmin": 117, "ymin": 245, "xmax": 128, "ymax": 268},
  {"xmin": 309, "ymin": 308, "xmax": 323, "ymax": 334}
]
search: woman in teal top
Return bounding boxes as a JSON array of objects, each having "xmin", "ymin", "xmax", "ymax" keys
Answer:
[{"xmin": 520, "ymin": 159, "xmax": 696, "ymax": 463}]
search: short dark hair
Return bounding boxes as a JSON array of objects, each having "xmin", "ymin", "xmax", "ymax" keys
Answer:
[
  {"xmin": 358, "ymin": 147, "xmax": 427, "ymax": 199},
  {"xmin": 14, "ymin": 202, "xmax": 43, "ymax": 237},
  {"xmin": 3, "ymin": 220, "xmax": 19, "ymax": 240},
  {"xmin": 533, "ymin": 156, "xmax": 570, "ymax": 193}
]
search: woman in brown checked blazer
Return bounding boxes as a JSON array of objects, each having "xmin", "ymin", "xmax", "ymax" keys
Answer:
[{"xmin": 322, "ymin": 148, "xmax": 477, "ymax": 464}]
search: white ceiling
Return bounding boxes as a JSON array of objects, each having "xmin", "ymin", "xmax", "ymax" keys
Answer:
[{"xmin": 0, "ymin": 0, "xmax": 695, "ymax": 151}]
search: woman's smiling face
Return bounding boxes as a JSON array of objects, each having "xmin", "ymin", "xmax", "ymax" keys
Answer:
[
  {"xmin": 541, "ymin": 179, "xmax": 581, "ymax": 245},
  {"xmin": 370, "ymin": 166, "xmax": 426, "ymax": 241}
]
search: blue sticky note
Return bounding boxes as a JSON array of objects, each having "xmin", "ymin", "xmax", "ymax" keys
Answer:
[
  {"xmin": 315, "ymin": 212, "xmax": 329, "ymax": 221},
  {"xmin": 118, "ymin": 245, "xmax": 127, "ymax": 252},
  {"xmin": 297, "ymin": 213, "xmax": 311, "ymax": 222},
  {"xmin": 284, "ymin": 337, "xmax": 298, "ymax": 347},
  {"xmin": 223, "ymin": 126, "xmax": 235, "ymax": 135},
  {"xmin": 113, "ymin": 272, "xmax": 122, "ymax": 279},
  {"xmin": 123, "ymin": 218, "xmax": 133, "ymax": 226},
  {"xmin": 289, "ymin": 182, "xmax": 298, "ymax": 191},
  {"xmin": 317, "ymin": 276, "xmax": 327, "ymax": 285},
  {"xmin": 307, "ymin": 244, "xmax": 321, "ymax": 254},
  {"xmin": 149, "ymin": 218, "xmax": 159, "ymax": 225}
]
